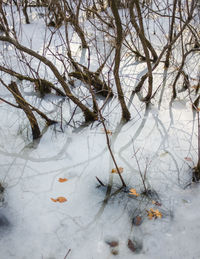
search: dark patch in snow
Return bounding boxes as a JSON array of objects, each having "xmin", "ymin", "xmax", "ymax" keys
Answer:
[{"xmin": 0, "ymin": 213, "xmax": 10, "ymax": 235}]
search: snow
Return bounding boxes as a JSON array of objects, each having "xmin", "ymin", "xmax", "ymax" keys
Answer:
[
  {"xmin": 0, "ymin": 99, "xmax": 199, "ymax": 258},
  {"xmin": 0, "ymin": 2, "xmax": 200, "ymax": 259}
]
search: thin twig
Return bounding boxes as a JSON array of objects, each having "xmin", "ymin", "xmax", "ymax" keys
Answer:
[
  {"xmin": 64, "ymin": 249, "xmax": 71, "ymax": 259},
  {"xmin": 96, "ymin": 176, "xmax": 105, "ymax": 186}
]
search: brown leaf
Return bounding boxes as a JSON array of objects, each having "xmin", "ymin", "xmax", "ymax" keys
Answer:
[
  {"xmin": 132, "ymin": 216, "xmax": 142, "ymax": 226},
  {"xmin": 58, "ymin": 178, "xmax": 68, "ymax": 183},
  {"xmin": 107, "ymin": 241, "xmax": 119, "ymax": 247},
  {"xmin": 152, "ymin": 200, "xmax": 162, "ymax": 206},
  {"xmin": 57, "ymin": 197, "xmax": 67, "ymax": 203},
  {"xmin": 51, "ymin": 197, "xmax": 67, "ymax": 203},
  {"xmin": 51, "ymin": 198, "xmax": 57, "ymax": 202},
  {"xmin": 127, "ymin": 239, "xmax": 136, "ymax": 252}
]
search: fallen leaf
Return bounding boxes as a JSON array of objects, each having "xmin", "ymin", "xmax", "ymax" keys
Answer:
[
  {"xmin": 51, "ymin": 198, "xmax": 57, "ymax": 202},
  {"xmin": 57, "ymin": 197, "xmax": 67, "ymax": 203},
  {"xmin": 127, "ymin": 239, "xmax": 136, "ymax": 252},
  {"xmin": 102, "ymin": 128, "xmax": 112, "ymax": 135},
  {"xmin": 154, "ymin": 209, "xmax": 162, "ymax": 218},
  {"xmin": 50, "ymin": 197, "xmax": 67, "ymax": 203},
  {"xmin": 147, "ymin": 210, "xmax": 154, "ymax": 220},
  {"xmin": 146, "ymin": 208, "xmax": 162, "ymax": 219},
  {"xmin": 58, "ymin": 178, "xmax": 68, "ymax": 183},
  {"xmin": 184, "ymin": 157, "xmax": 193, "ymax": 162},
  {"xmin": 129, "ymin": 188, "xmax": 139, "ymax": 197},
  {"xmin": 106, "ymin": 130, "xmax": 112, "ymax": 135},
  {"xmin": 132, "ymin": 215, "xmax": 142, "ymax": 226},
  {"xmin": 111, "ymin": 167, "xmax": 123, "ymax": 174},
  {"xmin": 152, "ymin": 200, "xmax": 162, "ymax": 206},
  {"xmin": 106, "ymin": 241, "xmax": 119, "ymax": 247}
]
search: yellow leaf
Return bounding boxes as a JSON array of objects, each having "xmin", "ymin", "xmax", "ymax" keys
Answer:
[
  {"xmin": 111, "ymin": 167, "xmax": 123, "ymax": 174},
  {"xmin": 148, "ymin": 212, "xmax": 153, "ymax": 220},
  {"xmin": 154, "ymin": 209, "xmax": 162, "ymax": 218},
  {"xmin": 129, "ymin": 188, "xmax": 139, "ymax": 197},
  {"xmin": 58, "ymin": 178, "xmax": 68, "ymax": 183},
  {"xmin": 146, "ymin": 208, "xmax": 162, "ymax": 219}
]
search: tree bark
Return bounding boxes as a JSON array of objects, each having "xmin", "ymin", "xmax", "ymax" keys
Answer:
[
  {"xmin": 130, "ymin": 1, "xmax": 153, "ymax": 102},
  {"xmin": 8, "ymin": 81, "xmax": 41, "ymax": 139},
  {"xmin": 0, "ymin": 35, "xmax": 97, "ymax": 122},
  {"xmin": 110, "ymin": 0, "xmax": 131, "ymax": 121}
]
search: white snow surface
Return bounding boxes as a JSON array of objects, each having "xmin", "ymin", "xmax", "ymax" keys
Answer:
[
  {"xmin": 0, "ymin": 3, "xmax": 200, "ymax": 259},
  {"xmin": 0, "ymin": 98, "xmax": 199, "ymax": 259}
]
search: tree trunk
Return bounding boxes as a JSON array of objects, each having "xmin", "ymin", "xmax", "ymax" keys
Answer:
[
  {"xmin": 8, "ymin": 81, "xmax": 41, "ymax": 139},
  {"xmin": 110, "ymin": 0, "xmax": 131, "ymax": 121}
]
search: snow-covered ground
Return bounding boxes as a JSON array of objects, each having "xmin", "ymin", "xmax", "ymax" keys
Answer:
[
  {"xmin": 0, "ymin": 94, "xmax": 199, "ymax": 259},
  {"xmin": 0, "ymin": 2, "xmax": 200, "ymax": 259}
]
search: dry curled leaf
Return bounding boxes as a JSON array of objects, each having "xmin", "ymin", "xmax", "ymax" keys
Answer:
[
  {"xmin": 58, "ymin": 178, "xmax": 68, "ymax": 183},
  {"xmin": 51, "ymin": 197, "xmax": 67, "ymax": 203},
  {"xmin": 129, "ymin": 188, "xmax": 140, "ymax": 197},
  {"xmin": 111, "ymin": 167, "xmax": 123, "ymax": 174}
]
